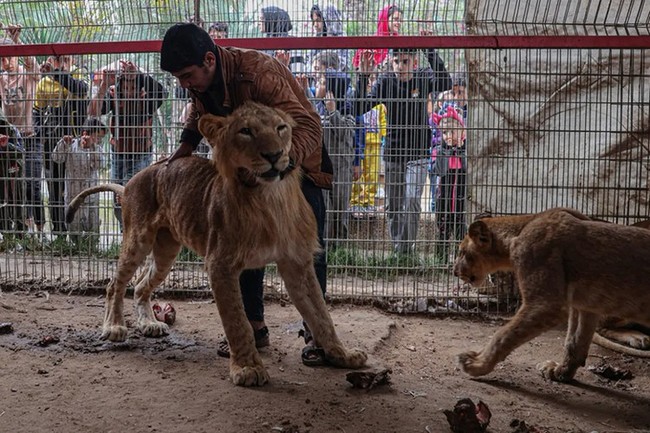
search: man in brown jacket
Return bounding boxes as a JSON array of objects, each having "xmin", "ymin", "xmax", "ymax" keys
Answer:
[{"xmin": 160, "ymin": 23, "xmax": 333, "ymax": 365}]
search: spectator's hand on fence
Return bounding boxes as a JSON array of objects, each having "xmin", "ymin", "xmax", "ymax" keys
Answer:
[
  {"xmin": 120, "ymin": 60, "xmax": 139, "ymax": 81},
  {"xmin": 166, "ymin": 142, "xmax": 193, "ymax": 166},
  {"xmin": 359, "ymin": 50, "xmax": 375, "ymax": 74},
  {"xmin": 102, "ymin": 69, "xmax": 117, "ymax": 86},
  {"xmin": 295, "ymin": 74, "xmax": 310, "ymax": 91},
  {"xmin": 0, "ymin": 134, "xmax": 9, "ymax": 148},
  {"xmin": 5, "ymin": 24, "xmax": 22, "ymax": 43},
  {"xmin": 325, "ymin": 91, "xmax": 336, "ymax": 114},
  {"xmin": 274, "ymin": 50, "xmax": 290, "ymax": 67},
  {"xmin": 353, "ymin": 165, "xmax": 362, "ymax": 181}
]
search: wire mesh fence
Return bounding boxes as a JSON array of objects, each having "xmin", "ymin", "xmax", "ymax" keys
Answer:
[{"xmin": 0, "ymin": 0, "xmax": 648, "ymax": 316}]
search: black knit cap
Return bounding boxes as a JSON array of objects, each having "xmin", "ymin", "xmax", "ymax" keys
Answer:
[{"xmin": 160, "ymin": 23, "xmax": 216, "ymax": 72}]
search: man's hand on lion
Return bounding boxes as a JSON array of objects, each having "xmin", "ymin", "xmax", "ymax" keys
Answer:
[{"xmin": 165, "ymin": 141, "xmax": 194, "ymax": 165}]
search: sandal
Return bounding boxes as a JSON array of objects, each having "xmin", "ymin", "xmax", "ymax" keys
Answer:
[
  {"xmin": 216, "ymin": 326, "xmax": 270, "ymax": 358},
  {"xmin": 299, "ymin": 322, "xmax": 328, "ymax": 367},
  {"xmin": 301, "ymin": 344, "xmax": 327, "ymax": 366}
]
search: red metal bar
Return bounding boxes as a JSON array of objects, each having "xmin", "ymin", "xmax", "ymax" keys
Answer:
[{"xmin": 1, "ymin": 35, "xmax": 650, "ymax": 56}]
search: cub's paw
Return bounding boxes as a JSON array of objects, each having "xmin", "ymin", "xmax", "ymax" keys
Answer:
[
  {"xmin": 457, "ymin": 351, "xmax": 493, "ymax": 377},
  {"xmin": 627, "ymin": 333, "xmax": 650, "ymax": 349},
  {"xmin": 536, "ymin": 360, "xmax": 573, "ymax": 382},
  {"xmin": 100, "ymin": 325, "xmax": 128, "ymax": 342},
  {"xmin": 138, "ymin": 319, "xmax": 169, "ymax": 338},
  {"xmin": 230, "ymin": 363, "xmax": 270, "ymax": 387}
]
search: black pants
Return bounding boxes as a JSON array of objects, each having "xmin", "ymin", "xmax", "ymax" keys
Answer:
[
  {"xmin": 0, "ymin": 160, "xmax": 26, "ymax": 234},
  {"xmin": 240, "ymin": 176, "xmax": 327, "ymax": 322}
]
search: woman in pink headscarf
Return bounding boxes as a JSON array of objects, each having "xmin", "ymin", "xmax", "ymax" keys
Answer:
[{"xmin": 353, "ymin": 5, "xmax": 402, "ymax": 70}]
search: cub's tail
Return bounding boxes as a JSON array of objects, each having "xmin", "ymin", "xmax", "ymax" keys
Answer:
[
  {"xmin": 66, "ymin": 184, "xmax": 125, "ymax": 225},
  {"xmin": 592, "ymin": 333, "xmax": 650, "ymax": 358}
]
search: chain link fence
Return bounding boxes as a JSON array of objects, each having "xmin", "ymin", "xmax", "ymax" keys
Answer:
[{"xmin": 0, "ymin": 0, "xmax": 648, "ymax": 316}]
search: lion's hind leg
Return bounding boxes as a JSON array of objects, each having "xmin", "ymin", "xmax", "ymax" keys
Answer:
[
  {"xmin": 537, "ymin": 310, "xmax": 599, "ymax": 382},
  {"xmin": 277, "ymin": 257, "xmax": 367, "ymax": 369},
  {"xmin": 102, "ymin": 229, "xmax": 156, "ymax": 342},
  {"xmin": 133, "ymin": 229, "xmax": 182, "ymax": 338}
]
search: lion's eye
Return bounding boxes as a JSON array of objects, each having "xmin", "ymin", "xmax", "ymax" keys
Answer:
[
  {"xmin": 276, "ymin": 124, "xmax": 288, "ymax": 133},
  {"xmin": 239, "ymin": 127, "xmax": 253, "ymax": 136}
]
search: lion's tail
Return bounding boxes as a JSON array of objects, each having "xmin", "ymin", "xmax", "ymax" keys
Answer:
[
  {"xmin": 592, "ymin": 333, "xmax": 650, "ymax": 358},
  {"xmin": 66, "ymin": 184, "xmax": 125, "ymax": 225}
]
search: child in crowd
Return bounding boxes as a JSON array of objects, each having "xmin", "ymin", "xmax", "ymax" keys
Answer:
[
  {"xmin": 357, "ymin": 47, "xmax": 452, "ymax": 255},
  {"xmin": 428, "ymin": 74, "xmax": 467, "ymax": 212},
  {"xmin": 349, "ymin": 78, "xmax": 386, "ymax": 219},
  {"xmin": 51, "ymin": 117, "xmax": 108, "ymax": 247},
  {"xmin": 430, "ymin": 104, "xmax": 467, "ymax": 262}
]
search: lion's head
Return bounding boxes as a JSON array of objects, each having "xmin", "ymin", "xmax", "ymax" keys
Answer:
[
  {"xmin": 198, "ymin": 101, "xmax": 297, "ymax": 184},
  {"xmin": 453, "ymin": 220, "xmax": 498, "ymax": 286}
]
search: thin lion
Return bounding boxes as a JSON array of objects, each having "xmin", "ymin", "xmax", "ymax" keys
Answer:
[
  {"xmin": 453, "ymin": 207, "xmax": 650, "ymax": 382},
  {"xmin": 66, "ymin": 102, "xmax": 367, "ymax": 387}
]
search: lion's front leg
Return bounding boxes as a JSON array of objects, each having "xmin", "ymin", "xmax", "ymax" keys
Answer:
[
  {"xmin": 537, "ymin": 309, "xmax": 599, "ymax": 382},
  {"xmin": 277, "ymin": 258, "xmax": 367, "ymax": 369},
  {"xmin": 206, "ymin": 260, "xmax": 269, "ymax": 386},
  {"xmin": 459, "ymin": 303, "xmax": 562, "ymax": 377}
]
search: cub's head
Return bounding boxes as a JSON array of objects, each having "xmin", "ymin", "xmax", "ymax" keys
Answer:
[
  {"xmin": 453, "ymin": 220, "xmax": 496, "ymax": 286},
  {"xmin": 198, "ymin": 101, "xmax": 296, "ymax": 184}
]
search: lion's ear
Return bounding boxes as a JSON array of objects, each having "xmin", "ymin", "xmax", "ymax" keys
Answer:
[
  {"xmin": 275, "ymin": 108, "xmax": 297, "ymax": 129},
  {"xmin": 198, "ymin": 114, "xmax": 227, "ymax": 142},
  {"xmin": 468, "ymin": 220, "xmax": 492, "ymax": 248}
]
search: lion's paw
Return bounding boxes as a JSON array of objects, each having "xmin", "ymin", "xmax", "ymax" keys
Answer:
[
  {"xmin": 321, "ymin": 345, "xmax": 367, "ymax": 369},
  {"xmin": 536, "ymin": 360, "xmax": 572, "ymax": 382},
  {"xmin": 100, "ymin": 325, "xmax": 128, "ymax": 342},
  {"xmin": 457, "ymin": 351, "xmax": 493, "ymax": 377},
  {"xmin": 230, "ymin": 364, "xmax": 270, "ymax": 387},
  {"xmin": 628, "ymin": 334, "xmax": 650, "ymax": 349},
  {"xmin": 138, "ymin": 319, "xmax": 169, "ymax": 338}
]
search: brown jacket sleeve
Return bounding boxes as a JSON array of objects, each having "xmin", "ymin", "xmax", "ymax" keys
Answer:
[
  {"xmin": 180, "ymin": 101, "xmax": 203, "ymax": 148},
  {"xmin": 248, "ymin": 60, "xmax": 322, "ymax": 167}
]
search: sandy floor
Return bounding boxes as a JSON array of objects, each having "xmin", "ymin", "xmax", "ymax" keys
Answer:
[{"xmin": 1, "ymin": 291, "xmax": 649, "ymax": 433}]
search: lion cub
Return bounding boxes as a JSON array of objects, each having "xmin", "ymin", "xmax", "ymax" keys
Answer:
[
  {"xmin": 67, "ymin": 102, "xmax": 367, "ymax": 386},
  {"xmin": 453, "ymin": 207, "xmax": 650, "ymax": 382}
]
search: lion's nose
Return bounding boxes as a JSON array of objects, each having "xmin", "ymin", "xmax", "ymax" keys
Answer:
[{"xmin": 261, "ymin": 150, "xmax": 283, "ymax": 164}]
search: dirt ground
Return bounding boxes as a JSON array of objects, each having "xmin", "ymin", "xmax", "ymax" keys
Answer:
[{"xmin": 1, "ymin": 291, "xmax": 649, "ymax": 433}]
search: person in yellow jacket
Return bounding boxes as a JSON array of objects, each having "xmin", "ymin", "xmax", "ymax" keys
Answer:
[{"xmin": 349, "ymin": 100, "xmax": 386, "ymax": 218}]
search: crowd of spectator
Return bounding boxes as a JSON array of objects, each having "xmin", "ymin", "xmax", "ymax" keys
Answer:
[{"xmin": 0, "ymin": 4, "xmax": 468, "ymax": 261}]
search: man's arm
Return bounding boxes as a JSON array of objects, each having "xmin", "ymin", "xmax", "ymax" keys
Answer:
[
  {"xmin": 138, "ymin": 72, "xmax": 168, "ymax": 113},
  {"xmin": 253, "ymin": 67, "xmax": 322, "ymax": 167},
  {"xmin": 87, "ymin": 71, "xmax": 113, "ymax": 117},
  {"xmin": 179, "ymin": 100, "xmax": 203, "ymax": 150},
  {"xmin": 49, "ymin": 70, "xmax": 88, "ymax": 96}
]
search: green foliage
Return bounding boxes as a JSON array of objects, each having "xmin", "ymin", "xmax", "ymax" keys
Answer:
[
  {"xmin": 326, "ymin": 247, "xmax": 450, "ymax": 279},
  {"xmin": 177, "ymin": 246, "xmax": 203, "ymax": 263},
  {"xmin": 0, "ymin": 0, "xmax": 465, "ymax": 42}
]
